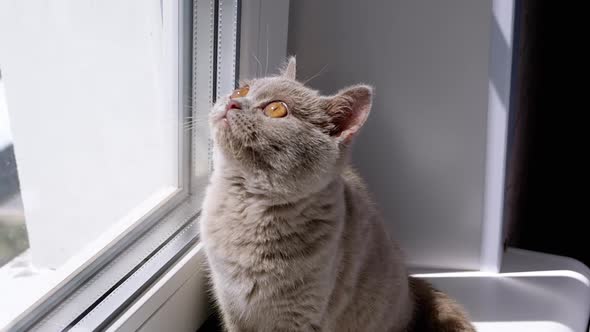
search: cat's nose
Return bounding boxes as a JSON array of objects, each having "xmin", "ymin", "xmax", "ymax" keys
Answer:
[{"xmin": 226, "ymin": 100, "xmax": 242, "ymax": 111}]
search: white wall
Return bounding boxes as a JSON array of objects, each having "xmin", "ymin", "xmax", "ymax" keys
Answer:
[
  {"xmin": 289, "ymin": 0, "xmax": 510, "ymax": 270},
  {"xmin": 0, "ymin": 0, "xmax": 179, "ymax": 268},
  {"xmin": 239, "ymin": 0, "xmax": 290, "ymax": 80}
]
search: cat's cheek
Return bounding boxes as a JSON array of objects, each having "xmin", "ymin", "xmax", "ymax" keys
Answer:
[
  {"xmin": 211, "ymin": 106, "xmax": 225, "ymax": 120},
  {"xmin": 209, "ymin": 113, "xmax": 223, "ymax": 128},
  {"xmin": 210, "ymin": 99, "xmax": 230, "ymax": 123}
]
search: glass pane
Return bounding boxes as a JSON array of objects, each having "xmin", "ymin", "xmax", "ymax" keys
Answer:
[
  {"xmin": 0, "ymin": 0, "xmax": 181, "ymax": 327},
  {"xmin": 0, "ymin": 72, "xmax": 29, "ymax": 268}
]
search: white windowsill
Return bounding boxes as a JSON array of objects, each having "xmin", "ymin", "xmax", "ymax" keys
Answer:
[
  {"xmin": 414, "ymin": 248, "xmax": 590, "ymax": 332},
  {"xmin": 116, "ymin": 247, "xmax": 590, "ymax": 332},
  {"xmin": 107, "ymin": 243, "xmax": 209, "ymax": 332},
  {"xmin": 0, "ymin": 187, "xmax": 179, "ymax": 329}
]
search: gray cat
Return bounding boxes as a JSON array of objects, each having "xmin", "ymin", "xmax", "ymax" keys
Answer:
[{"xmin": 201, "ymin": 57, "xmax": 475, "ymax": 332}]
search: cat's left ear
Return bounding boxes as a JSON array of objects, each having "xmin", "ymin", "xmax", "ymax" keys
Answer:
[
  {"xmin": 324, "ymin": 85, "xmax": 373, "ymax": 144},
  {"xmin": 280, "ymin": 56, "xmax": 297, "ymax": 80}
]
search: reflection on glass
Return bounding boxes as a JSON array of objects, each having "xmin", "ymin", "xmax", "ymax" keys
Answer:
[
  {"xmin": 0, "ymin": 1, "xmax": 180, "ymax": 325},
  {"xmin": 0, "ymin": 71, "xmax": 29, "ymax": 268}
]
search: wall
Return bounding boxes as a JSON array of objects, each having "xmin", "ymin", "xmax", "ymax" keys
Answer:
[{"xmin": 288, "ymin": 0, "xmax": 506, "ymax": 270}]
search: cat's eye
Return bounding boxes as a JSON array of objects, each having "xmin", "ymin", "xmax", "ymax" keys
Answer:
[
  {"xmin": 263, "ymin": 101, "xmax": 288, "ymax": 118},
  {"xmin": 230, "ymin": 85, "xmax": 249, "ymax": 99}
]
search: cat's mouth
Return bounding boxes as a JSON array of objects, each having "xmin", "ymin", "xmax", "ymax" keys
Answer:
[
  {"xmin": 220, "ymin": 110, "xmax": 231, "ymax": 128},
  {"xmin": 210, "ymin": 107, "xmax": 230, "ymax": 129}
]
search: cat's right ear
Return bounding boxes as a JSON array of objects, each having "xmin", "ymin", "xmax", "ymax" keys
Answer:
[
  {"xmin": 323, "ymin": 85, "xmax": 373, "ymax": 144},
  {"xmin": 280, "ymin": 56, "xmax": 297, "ymax": 80}
]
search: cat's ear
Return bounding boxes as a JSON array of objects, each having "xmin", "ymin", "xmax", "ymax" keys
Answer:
[
  {"xmin": 280, "ymin": 56, "xmax": 297, "ymax": 80},
  {"xmin": 324, "ymin": 85, "xmax": 373, "ymax": 144}
]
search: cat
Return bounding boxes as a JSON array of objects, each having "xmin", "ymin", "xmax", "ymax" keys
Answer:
[{"xmin": 200, "ymin": 57, "xmax": 475, "ymax": 332}]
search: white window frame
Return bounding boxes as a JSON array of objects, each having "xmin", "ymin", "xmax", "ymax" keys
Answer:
[
  {"xmin": 3, "ymin": 0, "xmax": 249, "ymax": 330},
  {"xmin": 106, "ymin": 1, "xmax": 290, "ymax": 331}
]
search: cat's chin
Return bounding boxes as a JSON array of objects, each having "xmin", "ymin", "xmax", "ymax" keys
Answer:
[
  {"xmin": 212, "ymin": 117, "xmax": 229, "ymax": 129},
  {"xmin": 209, "ymin": 114, "xmax": 230, "ymax": 138},
  {"xmin": 210, "ymin": 112, "xmax": 227, "ymax": 125},
  {"xmin": 209, "ymin": 102, "xmax": 230, "ymax": 128}
]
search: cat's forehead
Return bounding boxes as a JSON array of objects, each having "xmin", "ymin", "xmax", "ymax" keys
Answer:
[{"xmin": 244, "ymin": 77, "xmax": 318, "ymax": 100}]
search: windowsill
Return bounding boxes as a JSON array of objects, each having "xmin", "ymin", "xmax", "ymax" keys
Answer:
[
  {"xmin": 117, "ymin": 247, "xmax": 590, "ymax": 332},
  {"xmin": 0, "ymin": 187, "xmax": 180, "ymax": 329},
  {"xmin": 0, "ymin": 250, "xmax": 53, "ymax": 327},
  {"xmin": 414, "ymin": 248, "xmax": 590, "ymax": 332},
  {"xmin": 106, "ymin": 242, "xmax": 210, "ymax": 332}
]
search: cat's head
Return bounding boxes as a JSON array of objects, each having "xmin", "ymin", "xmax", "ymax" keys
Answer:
[{"xmin": 210, "ymin": 57, "xmax": 372, "ymax": 198}]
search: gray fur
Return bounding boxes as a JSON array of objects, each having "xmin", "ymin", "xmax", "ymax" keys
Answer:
[{"xmin": 201, "ymin": 57, "xmax": 474, "ymax": 332}]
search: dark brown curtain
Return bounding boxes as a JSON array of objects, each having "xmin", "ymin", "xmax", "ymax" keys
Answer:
[{"xmin": 505, "ymin": 1, "xmax": 589, "ymax": 268}]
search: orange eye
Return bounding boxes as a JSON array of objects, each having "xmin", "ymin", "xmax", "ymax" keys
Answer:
[
  {"xmin": 263, "ymin": 101, "xmax": 288, "ymax": 118},
  {"xmin": 230, "ymin": 86, "xmax": 249, "ymax": 99}
]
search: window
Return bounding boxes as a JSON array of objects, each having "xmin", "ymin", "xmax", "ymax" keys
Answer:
[
  {"xmin": 0, "ymin": 0, "xmax": 237, "ymax": 329},
  {"xmin": 0, "ymin": 72, "xmax": 29, "ymax": 270}
]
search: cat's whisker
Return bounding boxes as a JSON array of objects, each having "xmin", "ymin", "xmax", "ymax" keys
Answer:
[
  {"xmin": 265, "ymin": 24, "xmax": 269, "ymax": 76},
  {"xmin": 183, "ymin": 115, "xmax": 206, "ymax": 121},
  {"xmin": 303, "ymin": 64, "xmax": 328, "ymax": 85},
  {"xmin": 183, "ymin": 115, "xmax": 207, "ymax": 121},
  {"xmin": 252, "ymin": 53, "xmax": 263, "ymax": 78},
  {"xmin": 183, "ymin": 118, "xmax": 202, "ymax": 124},
  {"xmin": 183, "ymin": 118, "xmax": 205, "ymax": 127},
  {"xmin": 183, "ymin": 122, "xmax": 205, "ymax": 130},
  {"xmin": 182, "ymin": 122, "xmax": 201, "ymax": 130}
]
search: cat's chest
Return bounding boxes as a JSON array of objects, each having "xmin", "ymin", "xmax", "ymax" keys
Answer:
[
  {"xmin": 202, "ymin": 179, "xmax": 341, "ymax": 264},
  {"xmin": 204, "ymin": 188, "xmax": 335, "ymax": 264},
  {"xmin": 208, "ymin": 190, "xmax": 273, "ymax": 226},
  {"xmin": 208, "ymin": 200, "xmax": 299, "ymax": 251},
  {"xmin": 205, "ymin": 190, "xmax": 286, "ymax": 246}
]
